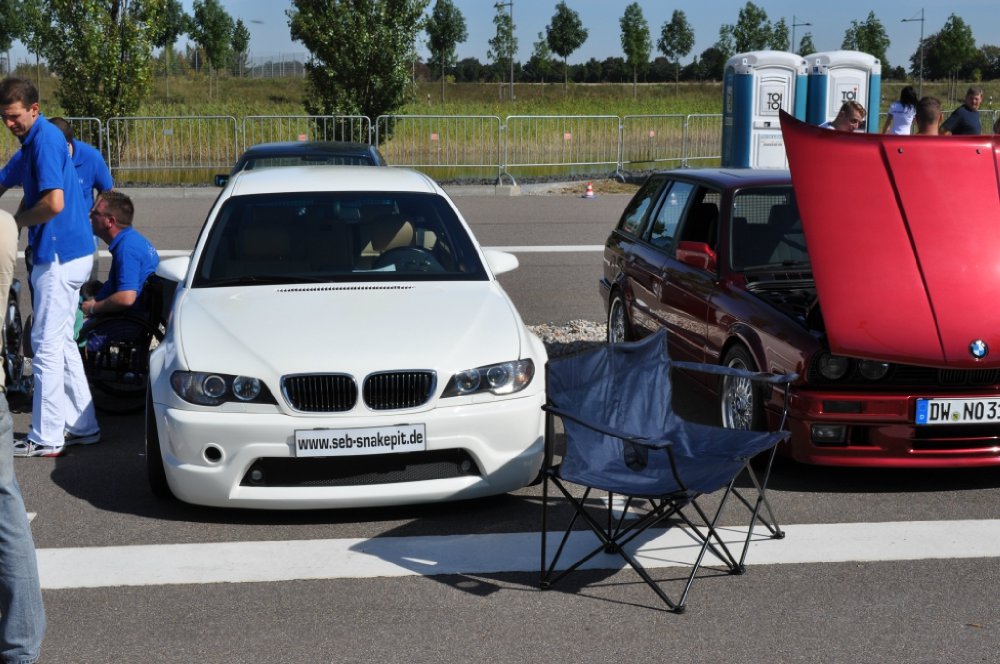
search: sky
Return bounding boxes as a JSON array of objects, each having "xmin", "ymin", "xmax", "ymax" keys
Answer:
[{"xmin": 4, "ymin": 1, "xmax": 997, "ymax": 73}]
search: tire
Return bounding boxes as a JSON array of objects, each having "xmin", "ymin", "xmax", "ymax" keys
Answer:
[
  {"xmin": 719, "ymin": 345, "xmax": 765, "ymax": 430},
  {"xmin": 145, "ymin": 386, "xmax": 174, "ymax": 500},
  {"xmin": 607, "ymin": 292, "xmax": 632, "ymax": 344}
]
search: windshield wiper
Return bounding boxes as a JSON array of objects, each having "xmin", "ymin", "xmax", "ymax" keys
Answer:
[{"xmin": 203, "ymin": 275, "xmax": 333, "ymax": 287}]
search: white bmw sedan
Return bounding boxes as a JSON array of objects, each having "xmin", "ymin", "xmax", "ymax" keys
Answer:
[{"xmin": 146, "ymin": 166, "xmax": 547, "ymax": 509}]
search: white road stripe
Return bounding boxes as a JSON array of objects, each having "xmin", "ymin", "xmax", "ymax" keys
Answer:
[
  {"xmin": 487, "ymin": 245, "xmax": 604, "ymax": 253},
  {"xmin": 14, "ymin": 247, "xmax": 603, "ymax": 261},
  {"xmin": 36, "ymin": 519, "xmax": 1000, "ymax": 589}
]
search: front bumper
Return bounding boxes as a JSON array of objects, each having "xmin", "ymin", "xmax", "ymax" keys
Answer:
[
  {"xmin": 778, "ymin": 389, "xmax": 1000, "ymax": 468},
  {"xmin": 151, "ymin": 394, "xmax": 545, "ymax": 509}
]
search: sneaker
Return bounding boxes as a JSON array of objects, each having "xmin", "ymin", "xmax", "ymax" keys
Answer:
[
  {"xmin": 64, "ymin": 430, "xmax": 101, "ymax": 446},
  {"xmin": 13, "ymin": 438, "xmax": 65, "ymax": 458}
]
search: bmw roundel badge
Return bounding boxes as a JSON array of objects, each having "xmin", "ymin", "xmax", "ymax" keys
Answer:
[{"xmin": 969, "ymin": 339, "xmax": 989, "ymax": 359}]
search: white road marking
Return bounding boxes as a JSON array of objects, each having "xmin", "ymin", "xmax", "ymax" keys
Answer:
[
  {"xmin": 36, "ymin": 519, "xmax": 1000, "ymax": 589},
  {"xmin": 15, "ymin": 247, "xmax": 601, "ymax": 261},
  {"xmin": 487, "ymin": 245, "xmax": 604, "ymax": 253}
]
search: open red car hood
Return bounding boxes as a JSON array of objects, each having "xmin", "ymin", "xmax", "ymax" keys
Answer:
[{"xmin": 780, "ymin": 110, "xmax": 1000, "ymax": 368}]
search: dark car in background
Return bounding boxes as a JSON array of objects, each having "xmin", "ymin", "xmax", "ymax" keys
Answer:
[
  {"xmin": 600, "ymin": 168, "xmax": 1000, "ymax": 468},
  {"xmin": 214, "ymin": 140, "xmax": 386, "ymax": 186}
]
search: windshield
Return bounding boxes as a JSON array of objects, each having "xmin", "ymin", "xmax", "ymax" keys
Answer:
[
  {"xmin": 193, "ymin": 191, "xmax": 488, "ymax": 287},
  {"xmin": 242, "ymin": 154, "xmax": 376, "ymax": 170},
  {"xmin": 729, "ymin": 187, "xmax": 810, "ymax": 272}
]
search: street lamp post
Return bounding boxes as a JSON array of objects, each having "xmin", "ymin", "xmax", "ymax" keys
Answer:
[
  {"xmin": 791, "ymin": 15, "xmax": 811, "ymax": 54},
  {"xmin": 495, "ymin": 0, "xmax": 514, "ymax": 101},
  {"xmin": 902, "ymin": 8, "xmax": 925, "ymax": 97}
]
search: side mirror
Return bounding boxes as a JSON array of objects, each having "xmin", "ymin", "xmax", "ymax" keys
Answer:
[
  {"xmin": 156, "ymin": 255, "xmax": 191, "ymax": 284},
  {"xmin": 676, "ymin": 241, "xmax": 717, "ymax": 272},
  {"xmin": 214, "ymin": 174, "xmax": 229, "ymax": 187},
  {"xmin": 483, "ymin": 249, "xmax": 519, "ymax": 276}
]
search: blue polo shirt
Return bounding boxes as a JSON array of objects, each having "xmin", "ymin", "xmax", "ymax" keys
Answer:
[
  {"xmin": 96, "ymin": 226, "xmax": 160, "ymax": 311},
  {"xmin": 19, "ymin": 115, "xmax": 93, "ymax": 264},
  {"xmin": 1, "ymin": 138, "xmax": 112, "ymax": 203}
]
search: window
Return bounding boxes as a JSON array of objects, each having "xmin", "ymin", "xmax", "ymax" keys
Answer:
[
  {"xmin": 618, "ymin": 176, "xmax": 664, "ymax": 236},
  {"xmin": 649, "ymin": 181, "xmax": 696, "ymax": 249}
]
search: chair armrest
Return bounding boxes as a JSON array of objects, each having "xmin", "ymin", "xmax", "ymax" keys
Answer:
[
  {"xmin": 542, "ymin": 403, "xmax": 671, "ymax": 450},
  {"xmin": 672, "ymin": 360, "xmax": 798, "ymax": 385}
]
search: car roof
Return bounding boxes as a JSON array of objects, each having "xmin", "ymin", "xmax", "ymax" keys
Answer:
[
  {"xmin": 648, "ymin": 168, "xmax": 792, "ymax": 189},
  {"xmin": 240, "ymin": 141, "xmax": 379, "ymax": 157},
  {"xmin": 224, "ymin": 165, "xmax": 442, "ymax": 196}
]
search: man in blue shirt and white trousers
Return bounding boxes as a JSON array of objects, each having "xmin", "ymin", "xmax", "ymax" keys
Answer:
[{"xmin": 0, "ymin": 77, "xmax": 99, "ymax": 458}]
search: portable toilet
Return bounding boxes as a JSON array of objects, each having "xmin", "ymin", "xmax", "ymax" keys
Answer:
[
  {"xmin": 721, "ymin": 51, "xmax": 808, "ymax": 169},
  {"xmin": 805, "ymin": 50, "xmax": 881, "ymax": 133}
]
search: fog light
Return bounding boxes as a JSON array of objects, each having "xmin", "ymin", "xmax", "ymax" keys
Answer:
[
  {"xmin": 249, "ymin": 468, "xmax": 265, "ymax": 484},
  {"xmin": 812, "ymin": 424, "xmax": 848, "ymax": 445}
]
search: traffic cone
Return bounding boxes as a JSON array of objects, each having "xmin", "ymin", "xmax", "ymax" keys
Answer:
[{"xmin": 583, "ymin": 182, "xmax": 595, "ymax": 198}]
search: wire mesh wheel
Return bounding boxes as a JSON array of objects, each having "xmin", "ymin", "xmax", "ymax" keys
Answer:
[{"xmin": 80, "ymin": 317, "xmax": 164, "ymax": 414}]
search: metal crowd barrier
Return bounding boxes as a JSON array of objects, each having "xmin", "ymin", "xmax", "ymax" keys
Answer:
[
  {"xmin": 504, "ymin": 115, "xmax": 621, "ymax": 184},
  {"xmin": 243, "ymin": 115, "xmax": 371, "ymax": 148},
  {"xmin": 0, "ymin": 112, "xmax": 741, "ymax": 185},
  {"xmin": 376, "ymin": 115, "xmax": 503, "ymax": 183},
  {"xmin": 105, "ymin": 115, "xmax": 240, "ymax": 184}
]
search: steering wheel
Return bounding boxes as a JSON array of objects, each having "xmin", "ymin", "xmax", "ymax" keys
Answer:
[{"xmin": 372, "ymin": 246, "xmax": 444, "ymax": 273}]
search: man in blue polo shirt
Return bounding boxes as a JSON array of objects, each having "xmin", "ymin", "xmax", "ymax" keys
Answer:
[
  {"xmin": 0, "ymin": 117, "xmax": 113, "ymax": 281},
  {"xmin": 0, "ymin": 77, "xmax": 99, "ymax": 458},
  {"xmin": 80, "ymin": 191, "xmax": 159, "ymax": 320},
  {"xmin": 0, "ymin": 117, "xmax": 113, "ymax": 204}
]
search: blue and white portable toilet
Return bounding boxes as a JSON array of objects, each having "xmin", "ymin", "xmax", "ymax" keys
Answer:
[
  {"xmin": 805, "ymin": 50, "xmax": 881, "ymax": 133},
  {"xmin": 722, "ymin": 51, "xmax": 808, "ymax": 169}
]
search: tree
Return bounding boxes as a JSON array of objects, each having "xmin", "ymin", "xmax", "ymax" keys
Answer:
[
  {"xmin": 0, "ymin": 0, "xmax": 20, "ymax": 54},
  {"xmin": 716, "ymin": 25, "xmax": 735, "ymax": 62},
  {"xmin": 149, "ymin": 0, "xmax": 190, "ymax": 87},
  {"xmin": 288, "ymin": 0, "xmax": 429, "ymax": 140},
  {"xmin": 526, "ymin": 32, "xmax": 555, "ymax": 83},
  {"xmin": 920, "ymin": 14, "xmax": 977, "ymax": 81},
  {"xmin": 798, "ymin": 33, "xmax": 817, "ymax": 57},
  {"xmin": 732, "ymin": 1, "xmax": 771, "ymax": 53},
  {"xmin": 841, "ymin": 11, "xmax": 890, "ymax": 70},
  {"xmin": 231, "ymin": 18, "xmax": 250, "ymax": 76},
  {"xmin": 546, "ymin": 1, "xmax": 587, "ymax": 90},
  {"xmin": 487, "ymin": 2, "xmax": 516, "ymax": 97},
  {"xmin": 769, "ymin": 18, "xmax": 789, "ymax": 51},
  {"xmin": 619, "ymin": 2, "xmax": 650, "ymax": 98},
  {"xmin": 23, "ymin": 0, "xmax": 163, "ymax": 118},
  {"xmin": 191, "ymin": 0, "xmax": 234, "ymax": 74},
  {"xmin": 698, "ymin": 45, "xmax": 728, "ymax": 80},
  {"xmin": 657, "ymin": 10, "xmax": 693, "ymax": 92},
  {"xmin": 425, "ymin": 0, "xmax": 467, "ymax": 102}
]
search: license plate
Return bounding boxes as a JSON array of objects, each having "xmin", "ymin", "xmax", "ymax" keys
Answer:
[
  {"xmin": 915, "ymin": 398, "xmax": 1000, "ymax": 425},
  {"xmin": 294, "ymin": 424, "xmax": 426, "ymax": 457}
]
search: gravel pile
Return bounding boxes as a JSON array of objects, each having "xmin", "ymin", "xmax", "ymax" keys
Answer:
[{"xmin": 528, "ymin": 319, "xmax": 606, "ymax": 358}]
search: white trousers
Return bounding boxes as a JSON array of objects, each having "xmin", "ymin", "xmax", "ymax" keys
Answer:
[{"xmin": 29, "ymin": 254, "xmax": 98, "ymax": 447}]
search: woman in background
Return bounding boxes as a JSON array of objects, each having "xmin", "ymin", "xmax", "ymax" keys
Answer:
[{"xmin": 882, "ymin": 85, "xmax": 919, "ymax": 135}]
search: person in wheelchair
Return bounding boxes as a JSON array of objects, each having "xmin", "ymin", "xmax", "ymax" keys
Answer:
[{"xmin": 79, "ymin": 191, "xmax": 159, "ymax": 352}]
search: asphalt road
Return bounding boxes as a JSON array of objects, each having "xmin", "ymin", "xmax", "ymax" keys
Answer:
[{"xmin": 1, "ymin": 189, "xmax": 999, "ymax": 663}]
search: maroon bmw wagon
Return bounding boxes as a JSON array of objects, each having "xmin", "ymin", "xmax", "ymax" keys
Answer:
[{"xmin": 600, "ymin": 165, "xmax": 1000, "ymax": 468}]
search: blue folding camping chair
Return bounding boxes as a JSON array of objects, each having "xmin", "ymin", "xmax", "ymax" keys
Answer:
[{"xmin": 540, "ymin": 329, "xmax": 795, "ymax": 613}]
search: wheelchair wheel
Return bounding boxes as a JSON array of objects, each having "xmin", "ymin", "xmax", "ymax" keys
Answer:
[
  {"xmin": 3, "ymin": 292, "xmax": 31, "ymax": 401},
  {"xmin": 80, "ymin": 316, "xmax": 164, "ymax": 415}
]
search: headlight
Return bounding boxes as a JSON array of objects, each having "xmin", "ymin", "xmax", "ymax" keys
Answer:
[
  {"xmin": 442, "ymin": 359, "xmax": 535, "ymax": 397},
  {"xmin": 858, "ymin": 359, "xmax": 891, "ymax": 380},
  {"xmin": 171, "ymin": 371, "xmax": 275, "ymax": 406},
  {"xmin": 816, "ymin": 353, "xmax": 850, "ymax": 380}
]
